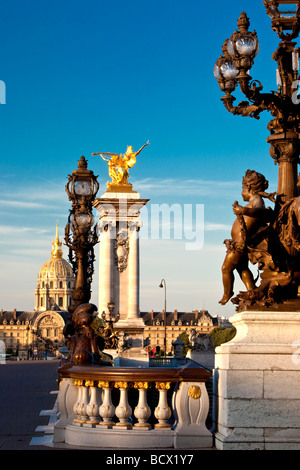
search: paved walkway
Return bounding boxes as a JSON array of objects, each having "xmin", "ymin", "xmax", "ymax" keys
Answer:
[{"xmin": 0, "ymin": 359, "xmax": 60, "ymax": 450}]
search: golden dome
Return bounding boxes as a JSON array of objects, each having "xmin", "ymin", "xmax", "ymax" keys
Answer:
[
  {"xmin": 39, "ymin": 225, "xmax": 74, "ymax": 280},
  {"xmin": 39, "ymin": 257, "xmax": 73, "ymax": 279}
]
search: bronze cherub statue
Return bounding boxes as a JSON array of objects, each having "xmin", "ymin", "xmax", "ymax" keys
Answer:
[
  {"xmin": 219, "ymin": 170, "xmax": 276, "ymax": 305},
  {"xmin": 64, "ymin": 303, "xmax": 112, "ymax": 366}
]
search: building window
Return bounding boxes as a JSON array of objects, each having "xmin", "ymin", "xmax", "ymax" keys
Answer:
[
  {"xmin": 59, "ymin": 281, "xmax": 63, "ymax": 288},
  {"xmin": 50, "ymin": 281, "xmax": 53, "ymax": 289},
  {"xmin": 40, "ymin": 298, "xmax": 43, "ymax": 307},
  {"xmin": 59, "ymin": 297, "xmax": 63, "ymax": 307}
]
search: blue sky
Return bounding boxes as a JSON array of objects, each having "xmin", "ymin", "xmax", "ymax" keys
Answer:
[{"xmin": 0, "ymin": 0, "xmax": 289, "ymax": 318}]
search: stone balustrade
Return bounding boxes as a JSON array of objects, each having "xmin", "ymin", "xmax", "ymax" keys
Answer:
[{"xmin": 54, "ymin": 362, "xmax": 213, "ymax": 449}]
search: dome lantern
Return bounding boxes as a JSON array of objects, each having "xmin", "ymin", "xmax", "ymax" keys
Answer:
[{"xmin": 51, "ymin": 223, "xmax": 63, "ymax": 259}]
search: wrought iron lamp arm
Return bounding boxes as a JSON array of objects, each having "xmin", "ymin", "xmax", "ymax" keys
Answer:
[
  {"xmin": 221, "ymin": 94, "xmax": 265, "ymax": 120},
  {"xmin": 220, "ymin": 65, "xmax": 291, "ymax": 124}
]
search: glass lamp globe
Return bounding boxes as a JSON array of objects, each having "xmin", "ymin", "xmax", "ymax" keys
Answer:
[
  {"xmin": 227, "ymin": 35, "xmax": 259, "ymax": 58},
  {"xmin": 75, "ymin": 213, "xmax": 91, "ymax": 228},
  {"xmin": 74, "ymin": 179, "xmax": 93, "ymax": 197},
  {"xmin": 227, "ymin": 37, "xmax": 235, "ymax": 57},
  {"xmin": 220, "ymin": 60, "xmax": 239, "ymax": 79},
  {"xmin": 213, "ymin": 61, "xmax": 221, "ymax": 79},
  {"xmin": 236, "ymin": 35, "xmax": 258, "ymax": 57}
]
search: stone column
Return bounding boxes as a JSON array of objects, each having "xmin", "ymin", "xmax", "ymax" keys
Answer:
[
  {"xmin": 98, "ymin": 221, "xmax": 115, "ymax": 316},
  {"xmin": 34, "ymin": 286, "xmax": 39, "ymax": 311},
  {"xmin": 127, "ymin": 221, "xmax": 141, "ymax": 321}
]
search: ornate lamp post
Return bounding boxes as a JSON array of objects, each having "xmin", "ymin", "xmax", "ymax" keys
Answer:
[
  {"xmin": 215, "ymin": 2, "xmax": 300, "ymax": 310},
  {"xmin": 214, "ymin": 3, "xmax": 300, "ymax": 204},
  {"xmin": 101, "ymin": 299, "xmax": 120, "ymax": 328},
  {"xmin": 65, "ymin": 156, "xmax": 99, "ymax": 312},
  {"xmin": 99, "ymin": 300, "xmax": 120, "ymax": 349}
]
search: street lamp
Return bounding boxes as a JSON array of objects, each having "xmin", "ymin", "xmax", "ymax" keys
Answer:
[
  {"xmin": 101, "ymin": 299, "xmax": 120, "ymax": 329},
  {"xmin": 65, "ymin": 156, "xmax": 99, "ymax": 313},
  {"xmin": 100, "ymin": 299, "xmax": 120, "ymax": 349},
  {"xmin": 263, "ymin": 0, "xmax": 300, "ymax": 40},
  {"xmin": 214, "ymin": 2, "xmax": 300, "ymax": 309},
  {"xmin": 213, "ymin": 40, "xmax": 239, "ymax": 95},
  {"xmin": 214, "ymin": 5, "xmax": 300, "ymax": 203},
  {"xmin": 159, "ymin": 279, "xmax": 167, "ymax": 356}
]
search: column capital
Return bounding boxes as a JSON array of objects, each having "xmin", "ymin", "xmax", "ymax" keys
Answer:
[
  {"xmin": 98, "ymin": 220, "xmax": 116, "ymax": 233},
  {"xmin": 128, "ymin": 220, "xmax": 143, "ymax": 232}
]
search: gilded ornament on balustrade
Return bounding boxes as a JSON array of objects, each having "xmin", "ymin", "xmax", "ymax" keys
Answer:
[{"xmin": 188, "ymin": 385, "xmax": 201, "ymax": 400}]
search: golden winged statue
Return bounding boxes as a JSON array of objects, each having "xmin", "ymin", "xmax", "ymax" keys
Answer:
[{"xmin": 92, "ymin": 141, "xmax": 150, "ymax": 189}]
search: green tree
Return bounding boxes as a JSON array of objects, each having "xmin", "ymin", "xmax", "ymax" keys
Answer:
[
  {"xmin": 178, "ymin": 331, "xmax": 192, "ymax": 356},
  {"xmin": 209, "ymin": 327, "xmax": 236, "ymax": 348}
]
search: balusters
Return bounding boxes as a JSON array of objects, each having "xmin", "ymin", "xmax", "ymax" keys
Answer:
[
  {"xmin": 72, "ymin": 379, "xmax": 174, "ymax": 430},
  {"xmin": 73, "ymin": 379, "xmax": 89, "ymax": 424},
  {"xmin": 85, "ymin": 380, "xmax": 100, "ymax": 425},
  {"xmin": 133, "ymin": 382, "xmax": 151, "ymax": 429},
  {"xmin": 154, "ymin": 382, "xmax": 172, "ymax": 428},
  {"xmin": 114, "ymin": 382, "xmax": 133, "ymax": 429},
  {"xmin": 73, "ymin": 379, "xmax": 83, "ymax": 423},
  {"xmin": 98, "ymin": 381, "xmax": 115, "ymax": 427}
]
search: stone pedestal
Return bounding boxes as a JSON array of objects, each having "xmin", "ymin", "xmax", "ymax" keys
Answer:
[
  {"xmin": 214, "ymin": 309, "xmax": 300, "ymax": 450},
  {"xmin": 93, "ymin": 189, "xmax": 149, "ymax": 360}
]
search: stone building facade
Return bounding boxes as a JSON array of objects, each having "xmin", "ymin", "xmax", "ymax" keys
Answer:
[
  {"xmin": 141, "ymin": 309, "xmax": 219, "ymax": 354},
  {"xmin": 0, "ymin": 226, "xmax": 74, "ymax": 359},
  {"xmin": 0, "ymin": 308, "xmax": 68, "ymax": 359}
]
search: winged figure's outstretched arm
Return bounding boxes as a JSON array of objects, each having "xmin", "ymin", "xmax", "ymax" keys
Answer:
[{"xmin": 134, "ymin": 140, "xmax": 150, "ymax": 157}]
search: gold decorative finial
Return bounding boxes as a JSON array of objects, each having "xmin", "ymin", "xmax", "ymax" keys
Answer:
[
  {"xmin": 92, "ymin": 141, "xmax": 150, "ymax": 191},
  {"xmin": 51, "ymin": 223, "xmax": 63, "ymax": 258}
]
